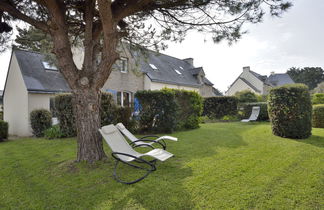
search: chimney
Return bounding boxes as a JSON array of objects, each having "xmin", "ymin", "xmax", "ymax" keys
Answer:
[
  {"xmin": 243, "ymin": 66, "xmax": 250, "ymax": 73},
  {"xmin": 183, "ymin": 58, "xmax": 194, "ymax": 67},
  {"xmin": 270, "ymin": 71, "xmax": 275, "ymax": 75}
]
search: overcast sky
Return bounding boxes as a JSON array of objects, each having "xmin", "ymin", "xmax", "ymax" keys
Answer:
[{"xmin": 0, "ymin": 0, "xmax": 323, "ymax": 93}]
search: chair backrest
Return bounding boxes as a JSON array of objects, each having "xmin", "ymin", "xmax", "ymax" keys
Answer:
[
  {"xmin": 99, "ymin": 124, "xmax": 139, "ymax": 161},
  {"xmin": 116, "ymin": 123, "xmax": 138, "ymax": 142},
  {"xmin": 249, "ymin": 106, "xmax": 260, "ymax": 121}
]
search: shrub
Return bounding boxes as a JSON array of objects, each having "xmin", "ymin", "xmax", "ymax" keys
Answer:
[
  {"xmin": 268, "ymin": 84, "xmax": 312, "ymax": 139},
  {"xmin": 173, "ymin": 89, "xmax": 203, "ymax": 130},
  {"xmin": 221, "ymin": 115, "xmax": 240, "ymax": 121},
  {"xmin": 30, "ymin": 109, "xmax": 52, "ymax": 137},
  {"xmin": 203, "ymin": 96, "xmax": 238, "ymax": 119},
  {"xmin": 311, "ymin": 93, "xmax": 324, "ymax": 104},
  {"xmin": 0, "ymin": 120, "xmax": 8, "ymax": 141},
  {"xmin": 235, "ymin": 90, "xmax": 258, "ymax": 103},
  {"xmin": 240, "ymin": 102, "xmax": 269, "ymax": 121},
  {"xmin": 0, "ymin": 111, "xmax": 3, "ymax": 120},
  {"xmin": 54, "ymin": 94, "xmax": 76, "ymax": 137},
  {"xmin": 312, "ymin": 105, "xmax": 324, "ymax": 128},
  {"xmin": 44, "ymin": 125, "xmax": 64, "ymax": 139},
  {"xmin": 135, "ymin": 89, "xmax": 178, "ymax": 133},
  {"xmin": 55, "ymin": 92, "xmax": 137, "ymax": 137}
]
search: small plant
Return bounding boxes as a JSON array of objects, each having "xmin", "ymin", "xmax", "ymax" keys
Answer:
[
  {"xmin": 221, "ymin": 115, "xmax": 240, "ymax": 121},
  {"xmin": 44, "ymin": 125, "xmax": 64, "ymax": 139},
  {"xmin": 30, "ymin": 109, "xmax": 52, "ymax": 137},
  {"xmin": 312, "ymin": 105, "xmax": 324, "ymax": 128},
  {"xmin": 0, "ymin": 120, "xmax": 8, "ymax": 141}
]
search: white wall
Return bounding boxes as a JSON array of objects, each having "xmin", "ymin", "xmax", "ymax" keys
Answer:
[
  {"xmin": 226, "ymin": 78, "xmax": 258, "ymax": 96},
  {"xmin": 27, "ymin": 93, "xmax": 53, "ymax": 134},
  {"xmin": 3, "ymin": 54, "xmax": 29, "ymax": 136},
  {"xmin": 240, "ymin": 70, "xmax": 264, "ymax": 93},
  {"xmin": 149, "ymin": 81, "xmax": 199, "ymax": 92}
]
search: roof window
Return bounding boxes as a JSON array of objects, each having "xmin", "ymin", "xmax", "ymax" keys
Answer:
[
  {"xmin": 42, "ymin": 61, "xmax": 58, "ymax": 71},
  {"xmin": 179, "ymin": 66, "xmax": 184, "ymax": 70},
  {"xmin": 149, "ymin": 64, "xmax": 158, "ymax": 70},
  {"xmin": 175, "ymin": 69, "xmax": 182, "ymax": 75}
]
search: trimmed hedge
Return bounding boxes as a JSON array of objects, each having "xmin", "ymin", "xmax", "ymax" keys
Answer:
[
  {"xmin": 312, "ymin": 105, "xmax": 324, "ymax": 128},
  {"xmin": 0, "ymin": 120, "xmax": 8, "ymax": 141},
  {"xmin": 312, "ymin": 93, "xmax": 324, "ymax": 105},
  {"xmin": 173, "ymin": 89, "xmax": 203, "ymax": 130},
  {"xmin": 235, "ymin": 90, "xmax": 258, "ymax": 103},
  {"xmin": 54, "ymin": 94, "xmax": 76, "ymax": 137},
  {"xmin": 203, "ymin": 96, "xmax": 238, "ymax": 119},
  {"xmin": 240, "ymin": 102, "xmax": 269, "ymax": 121},
  {"xmin": 54, "ymin": 92, "xmax": 135, "ymax": 137},
  {"xmin": 135, "ymin": 89, "xmax": 178, "ymax": 133},
  {"xmin": 30, "ymin": 109, "xmax": 52, "ymax": 137},
  {"xmin": 268, "ymin": 84, "xmax": 312, "ymax": 139}
]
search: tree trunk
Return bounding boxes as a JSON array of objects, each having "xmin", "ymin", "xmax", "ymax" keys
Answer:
[{"xmin": 73, "ymin": 88, "xmax": 106, "ymax": 162}]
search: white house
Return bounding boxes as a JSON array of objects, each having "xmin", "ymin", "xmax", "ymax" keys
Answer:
[
  {"xmin": 226, "ymin": 66, "xmax": 295, "ymax": 96},
  {"xmin": 3, "ymin": 47, "xmax": 216, "ymax": 136}
]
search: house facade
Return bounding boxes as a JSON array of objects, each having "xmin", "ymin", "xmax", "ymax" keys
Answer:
[
  {"xmin": 4, "ymin": 47, "xmax": 215, "ymax": 136},
  {"xmin": 226, "ymin": 66, "xmax": 295, "ymax": 96}
]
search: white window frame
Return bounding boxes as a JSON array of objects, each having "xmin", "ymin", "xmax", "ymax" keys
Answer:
[
  {"xmin": 120, "ymin": 57, "xmax": 128, "ymax": 73},
  {"xmin": 117, "ymin": 91, "xmax": 132, "ymax": 107}
]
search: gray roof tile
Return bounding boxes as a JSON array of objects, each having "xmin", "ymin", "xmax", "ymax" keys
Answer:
[{"xmin": 266, "ymin": 73, "xmax": 295, "ymax": 86}]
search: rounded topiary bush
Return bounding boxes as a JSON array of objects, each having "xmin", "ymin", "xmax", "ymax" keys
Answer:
[
  {"xmin": 30, "ymin": 109, "xmax": 52, "ymax": 137},
  {"xmin": 312, "ymin": 105, "xmax": 324, "ymax": 128},
  {"xmin": 0, "ymin": 120, "xmax": 8, "ymax": 141},
  {"xmin": 268, "ymin": 84, "xmax": 312, "ymax": 139}
]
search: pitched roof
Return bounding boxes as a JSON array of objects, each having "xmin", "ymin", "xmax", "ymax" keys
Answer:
[
  {"xmin": 134, "ymin": 50, "xmax": 211, "ymax": 87},
  {"xmin": 265, "ymin": 73, "xmax": 295, "ymax": 86},
  {"xmin": 250, "ymin": 70, "xmax": 267, "ymax": 82},
  {"xmin": 14, "ymin": 49, "xmax": 71, "ymax": 93}
]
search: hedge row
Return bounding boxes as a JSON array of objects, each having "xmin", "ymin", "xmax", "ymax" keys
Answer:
[
  {"xmin": 312, "ymin": 105, "xmax": 324, "ymax": 128},
  {"xmin": 135, "ymin": 89, "xmax": 203, "ymax": 133},
  {"xmin": 0, "ymin": 120, "xmax": 8, "ymax": 141},
  {"xmin": 268, "ymin": 84, "xmax": 312, "ymax": 139},
  {"xmin": 54, "ymin": 92, "xmax": 135, "ymax": 137},
  {"xmin": 240, "ymin": 102, "xmax": 269, "ymax": 121},
  {"xmin": 203, "ymin": 96, "xmax": 238, "ymax": 119}
]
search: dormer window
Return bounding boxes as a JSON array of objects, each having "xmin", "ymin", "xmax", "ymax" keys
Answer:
[
  {"xmin": 42, "ymin": 61, "xmax": 58, "ymax": 71},
  {"xmin": 119, "ymin": 57, "xmax": 128, "ymax": 73}
]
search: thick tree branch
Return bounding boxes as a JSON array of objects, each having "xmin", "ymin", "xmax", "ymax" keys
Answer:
[
  {"xmin": 83, "ymin": 0, "xmax": 96, "ymax": 74},
  {"xmin": 0, "ymin": 1, "xmax": 48, "ymax": 31}
]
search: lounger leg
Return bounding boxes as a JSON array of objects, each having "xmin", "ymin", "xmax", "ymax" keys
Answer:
[{"xmin": 112, "ymin": 153, "xmax": 156, "ymax": 184}]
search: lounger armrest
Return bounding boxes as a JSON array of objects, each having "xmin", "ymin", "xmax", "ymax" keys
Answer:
[{"xmin": 131, "ymin": 139, "xmax": 166, "ymax": 150}]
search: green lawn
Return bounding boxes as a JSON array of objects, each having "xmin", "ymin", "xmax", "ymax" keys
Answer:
[{"xmin": 0, "ymin": 122, "xmax": 323, "ymax": 209}]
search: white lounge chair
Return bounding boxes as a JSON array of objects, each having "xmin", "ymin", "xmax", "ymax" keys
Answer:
[
  {"xmin": 116, "ymin": 123, "xmax": 178, "ymax": 150},
  {"xmin": 241, "ymin": 106, "xmax": 260, "ymax": 122},
  {"xmin": 99, "ymin": 124, "xmax": 174, "ymax": 184}
]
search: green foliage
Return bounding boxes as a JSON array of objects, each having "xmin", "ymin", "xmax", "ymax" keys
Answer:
[
  {"xmin": 221, "ymin": 115, "xmax": 240, "ymax": 121},
  {"xmin": 312, "ymin": 81, "xmax": 324, "ymax": 93},
  {"xmin": 203, "ymin": 96, "xmax": 238, "ymax": 119},
  {"xmin": 0, "ymin": 111, "xmax": 3, "ymax": 120},
  {"xmin": 311, "ymin": 93, "xmax": 324, "ymax": 105},
  {"xmin": 44, "ymin": 125, "xmax": 64, "ymax": 139},
  {"xmin": 312, "ymin": 105, "xmax": 324, "ymax": 128},
  {"xmin": 240, "ymin": 102, "xmax": 269, "ymax": 121},
  {"xmin": 235, "ymin": 90, "xmax": 259, "ymax": 103},
  {"xmin": 55, "ymin": 93, "xmax": 136, "ymax": 137},
  {"xmin": 0, "ymin": 120, "xmax": 8, "ymax": 141},
  {"xmin": 54, "ymin": 94, "xmax": 76, "ymax": 137},
  {"xmin": 268, "ymin": 84, "xmax": 312, "ymax": 139},
  {"xmin": 30, "ymin": 109, "xmax": 52, "ymax": 137},
  {"xmin": 135, "ymin": 89, "xmax": 178, "ymax": 133},
  {"xmin": 173, "ymin": 89, "xmax": 203, "ymax": 130},
  {"xmin": 287, "ymin": 67, "xmax": 324, "ymax": 90}
]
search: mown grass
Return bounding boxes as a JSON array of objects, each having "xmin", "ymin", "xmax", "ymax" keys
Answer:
[{"xmin": 0, "ymin": 122, "xmax": 323, "ymax": 209}]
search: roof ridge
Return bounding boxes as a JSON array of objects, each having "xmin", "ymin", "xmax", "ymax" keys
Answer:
[{"xmin": 13, "ymin": 48, "xmax": 45, "ymax": 55}]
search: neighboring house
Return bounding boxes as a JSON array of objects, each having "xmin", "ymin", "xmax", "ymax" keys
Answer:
[
  {"xmin": 226, "ymin": 66, "xmax": 295, "ymax": 96},
  {"xmin": 4, "ymin": 47, "xmax": 215, "ymax": 136},
  {"xmin": 0, "ymin": 90, "xmax": 3, "ymax": 112}
]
